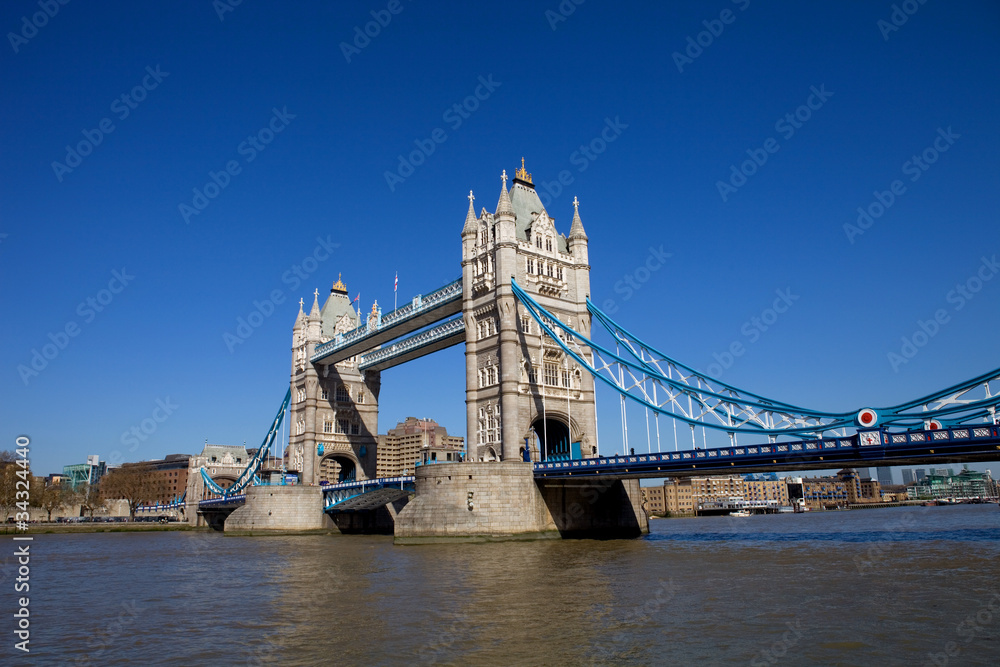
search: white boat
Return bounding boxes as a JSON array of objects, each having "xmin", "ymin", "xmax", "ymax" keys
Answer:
[{"xmin": 729, "ymin": 510, "xmax": 752, "ymax": 517}]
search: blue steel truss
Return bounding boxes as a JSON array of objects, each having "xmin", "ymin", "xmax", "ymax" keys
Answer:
[
  {"xmin": 511, "ymin": 279, "xmax": 1000, "ymax": 438},
  {"xmin": 136, "ymin": 491, "xmax": 186, "ymax": 512},
  {"xmin": 200, "ymin": 388, "xmax": 291, "ymax": 499}
]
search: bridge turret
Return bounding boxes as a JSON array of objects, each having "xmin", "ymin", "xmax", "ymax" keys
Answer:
[{"xmin": 306, "ymin": 289, "xmax": 322, "ymax": 342}]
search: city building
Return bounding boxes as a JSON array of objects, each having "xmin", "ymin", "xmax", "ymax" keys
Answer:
[
  {"xmin": 376, "ymin": 417, "xmax": 465, "ymax": 478},
  {"xmin": 901, "ymin": 468, "xmax": 916, "ymax": 486},
  {"xmin": 906, "ymin": 466, "xmax": 995, "ymax": 500},
  {"xmin": 742, "ymin": 473, "xmax": 790, "ymax": 506},
  {"xmin": 62, "ymin": 455, "xmax": 106, "ymax": 490},
  {"xmin": 663, "ymin": 476, "xmax": 744, "ymax": 515},
  {"xmin": 103, "ymin": 454, "xmax": 189, "ymax": 505},
  {"xmin": 879, "ymin": 485, "xmax": 909, "ymax": 502},
  {"xmin": 640, "ymin": 485, "xmax": 666, "ymax": 516},
  {"xmin": 915, "ymin": 468, "xmax": 927, "ymax": 481},
  {"xmin": 876, "ymin": 466, "xmax": 894, "ymax": 486}
]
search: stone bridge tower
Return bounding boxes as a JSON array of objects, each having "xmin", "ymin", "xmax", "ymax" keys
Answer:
[
  {"xmin": 461, "ymin": 161, "xmax": 597, "ymax": 463},
  {"xmin": 287, "ymin": 276, "xmax": 381, "ymax": 485}
]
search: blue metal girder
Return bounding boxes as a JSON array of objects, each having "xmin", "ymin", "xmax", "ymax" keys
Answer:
[
  {"xmin": 311, "ymin": 279, "xmax": 462, "ymax": 366},
  {"xmin": 323, "ymin": 476, "xmax": 414, "ymax": 511},
  {"xmin": 533, "ymin": 426, "xmax": 1000, "ymax": 479}
]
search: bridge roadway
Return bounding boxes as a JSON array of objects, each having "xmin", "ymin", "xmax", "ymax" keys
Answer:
[
  {"xmin": 198, "ymin": 426, "xmax": 999, "ymax": 512},
  {"xmin": 311, "ymin": 278, "xmax": 462, "ymax": 367},
  {"xmin": 534, "ymin": 425, "xmax": 1000, "ymax": 479}
]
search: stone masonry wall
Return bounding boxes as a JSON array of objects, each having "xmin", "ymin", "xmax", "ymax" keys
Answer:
[{"xmin": 225, "ymin": 485, "xmax": 326, "ymax": 533}]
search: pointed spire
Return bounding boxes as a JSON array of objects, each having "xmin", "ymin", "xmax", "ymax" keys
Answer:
[
  {"xmin": 309, "ymin": 288, "xmax": 321, "ymax": 319},
  {"xmin": 462, "ymin": 190, "xmax": 478, "ymax": 235},
  {"xmin": 568, "ymin": 196, "xmax": 587, "ymax": 241},
  {"xmin": 495, "ymin": 169, "xmax": 514, "ymax": 218},
  {"xmin": 294, "ymin": 297, "xmax": 305, "ymax": 328}
]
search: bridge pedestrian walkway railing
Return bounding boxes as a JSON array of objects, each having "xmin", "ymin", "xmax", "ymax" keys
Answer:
[
  {"xmin": 322, "ymin": 476, "xmax": 414, "ymax": 511},
  {"xmin": 311, "ymin": 279, "xmax": 462, "ymax": 363},
  {"xmin": 534, "ymin": 425, "xmax": 1000, "ymax": 478}
]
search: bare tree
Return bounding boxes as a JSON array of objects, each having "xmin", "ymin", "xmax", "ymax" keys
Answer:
[
  {"xmin": 79, "ymin": 483, "xmax": 106, "ymax": 518},
  {"xmin": 38, "ymin": 484, "xmax": 70, "ymax": 522},
  {"xmin": 0, "ymin": 451, "xmax": 24, "ymax": 521},
  {"xmin": 101, "ymin": 462, "xmax": 156, "ymax": 519}
]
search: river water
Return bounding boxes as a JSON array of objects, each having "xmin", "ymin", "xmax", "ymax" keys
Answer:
[{"xmin": 12, "ymin": 504, "xmax": 1000, "ymax": 665}]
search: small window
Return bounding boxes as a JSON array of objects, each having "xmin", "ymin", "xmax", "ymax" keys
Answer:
[
  {"xmin": 321, "ymin": 388, "xmax": 328, "ymax": 400},
  {"xmin": 356, "ymin": 389, "xmax": 365, "ymax": 404},
  {"xmin": 323, "ymin": 420, "xmax": 333, "ymax": 434},
  {"xmin": 546, "ymin": 238, "xmax": 552, "ymax": 251},
  {"xmin": 336, "ymin": 385, "xmax": 350, "ymax": 403}
]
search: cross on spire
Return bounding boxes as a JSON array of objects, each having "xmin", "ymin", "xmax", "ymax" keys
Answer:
[
  {"xmin": 468, "ymin": 190, "xmax": 474, "ymax": 204},
  {"xmin": 501, "ymin": 169, "xmax": 507, "ymax": 186},
  {"xmin": 314, "ymin": 288, "xmax": 319, "ymax": 298},
  {"xmin": 573, "ymin": 196, "xmax": 579, "ymax": 209},
  {"xmin": 299, "ymin": 297, "xmax": 304, "ymax": 308}
]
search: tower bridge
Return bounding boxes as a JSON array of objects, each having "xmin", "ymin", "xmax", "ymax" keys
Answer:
[{"xmin": 196, "ymin": 159, "xmax": 1000, "ymax": 540}]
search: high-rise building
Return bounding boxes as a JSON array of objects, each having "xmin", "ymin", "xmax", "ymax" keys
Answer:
[
  {"xmin": 916, "ymin": 468, "xmax": 927, "ymax": 481},
  {"xmin": 901, "ymin": 469, "xmax": 916, "ymax": 485},
  {"xmin": 876, "ymin": 466, "xmax": 894, "ymax": 486},
  {"xmin": 376, "ymin": 417, "xmax": 464, "ymax": 478},
  {"xmin": 855, "ymin": 467, "xmax": 870, "ymax": 480}
]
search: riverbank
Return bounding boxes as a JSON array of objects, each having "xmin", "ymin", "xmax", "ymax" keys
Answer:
[{"xmin": 1, "ymin": 523, "xmax": 201, "ymax": 535}]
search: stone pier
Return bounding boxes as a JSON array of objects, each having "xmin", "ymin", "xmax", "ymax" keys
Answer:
[
  {"xmin": 394, "ymin": 461, "xmax": 647, "ymax": 543},
  {"xmin": 225, "ymin": 485, "xmax": 328, "ymax": 534}
]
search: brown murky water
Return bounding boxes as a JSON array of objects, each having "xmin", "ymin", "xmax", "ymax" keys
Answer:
[{"xmin": 14, "ymin": 504, "xmax": 1000, "ymax": 665}]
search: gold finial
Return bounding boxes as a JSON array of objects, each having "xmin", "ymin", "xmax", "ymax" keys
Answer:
[
  {"xmin": 371, "ymin": 300, "xmax": 379, "ymax": 315},
  {"xmin": 331, "ymin": 272, "xmax": 348, "ymax": 294},
  {"xmin": 515, "ymin": 157, "xmax": 532, "ymax": 184}
]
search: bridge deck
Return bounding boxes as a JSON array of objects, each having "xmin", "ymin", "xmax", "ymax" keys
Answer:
[
  {"xmin": 359, "ymin": 316, "xmax": 464, "ymax": 372},
  {"xmin": 534, "ymin": 426, "xmax": 1000, "ymax": 479},
  {"xmin": 311, "ymin": 279, "xmax": 462, "ymax": 366}
]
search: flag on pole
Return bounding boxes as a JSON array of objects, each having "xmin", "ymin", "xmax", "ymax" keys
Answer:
[
  {"xmin": 352, "ymin": 293, "xmax": 360, "ymax": 303},
  {"xmin": 394, "ymin": 272, "xmax": 398, "ymax": 292}
]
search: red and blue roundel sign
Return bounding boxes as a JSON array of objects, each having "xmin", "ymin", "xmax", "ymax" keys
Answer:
[
  {"xmin": 925, "ymin": 419, "xmax": 942, "ymax": 430},
  {"xmin": 856, "ymin": 408, "xmax": 878, "ymax": 427}
]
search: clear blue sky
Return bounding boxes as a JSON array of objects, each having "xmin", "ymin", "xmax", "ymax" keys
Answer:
[{"xmin": 2, "ymin": 1, "xmax": 998, "ymax": 478}]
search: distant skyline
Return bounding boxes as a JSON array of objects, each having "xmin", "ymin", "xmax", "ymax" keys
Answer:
[{"xmin": 2, "ymin": 1, "xmax": 998, "ymax": 476}]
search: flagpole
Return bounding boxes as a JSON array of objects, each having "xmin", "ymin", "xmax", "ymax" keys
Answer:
[{"xmin": 394, "ymin": 271, "xmax": 398, "ymax": 311}]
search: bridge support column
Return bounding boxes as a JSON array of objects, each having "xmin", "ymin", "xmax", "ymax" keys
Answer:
[
  {"xmin": 394, "ymin": 461, "xmax": 647, "ymax": 543},
  {"xmin": 224, "ymin": 485, "xmax": 326, "ymax": 534}
]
